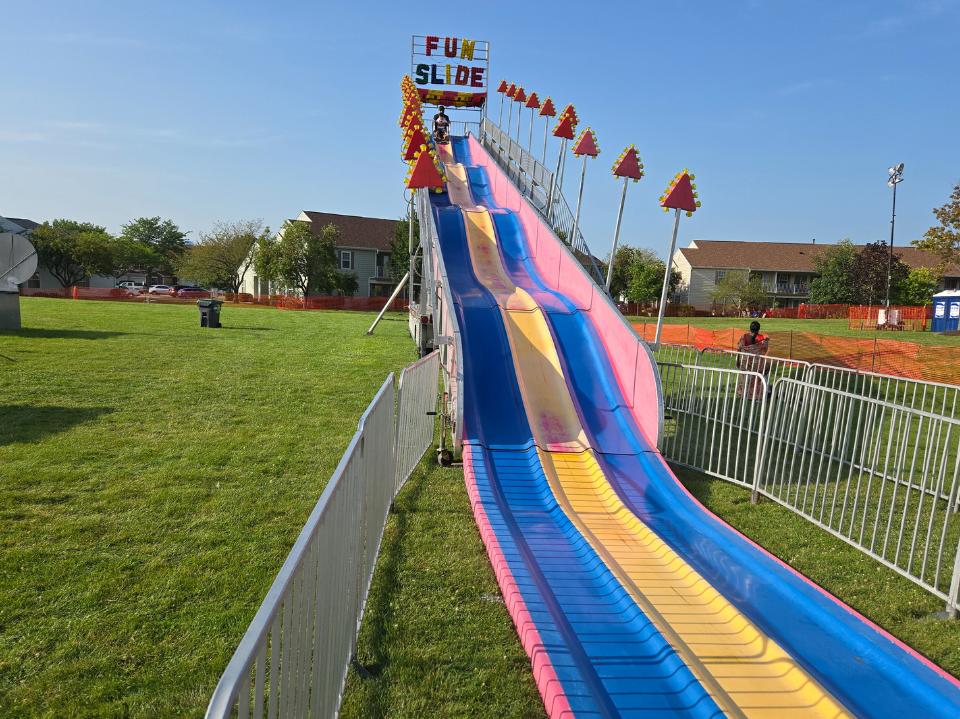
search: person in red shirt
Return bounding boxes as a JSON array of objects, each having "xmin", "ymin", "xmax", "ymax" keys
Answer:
[{"xmin": 736, "ymin": 321, "xmax": 769, "ymax": 399}]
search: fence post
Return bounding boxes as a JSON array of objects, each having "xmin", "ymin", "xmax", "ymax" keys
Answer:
[
  {"xmin": 948, "ymin": 535, "xmax": 960, "ymax": 618},
  {"xmin": 751, "ymin": 378, "xmax": 769, "ymax": 504},
  {"xmin": 789, "ymin": 331, "xmax": 794, "ymax": 360},
  {"xmin": 871, "ymin": 337, "xmax": 878, "ymax": 373}
]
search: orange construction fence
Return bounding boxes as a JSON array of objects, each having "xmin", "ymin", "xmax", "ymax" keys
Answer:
[
  {"xmin": 764, "ymin": 304, "xmax": 850, "ymax": 319},
  {"xmin": 635, "ymin": 321, "xmax": 960, "ymax": 386},
  {"xmin": 847, "ymin": 305, "xmax": 931, "ymax": 332},
  {"xmin": 20, "ymin": 287, "xmax": 408, "ymax": 313}
]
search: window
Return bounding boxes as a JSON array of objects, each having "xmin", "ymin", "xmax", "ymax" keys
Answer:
[
  {"xmin": 338, "ymin": 250, "xmax": 353, "ymax": 270},
  {"xmin": 714, "ymin": 270, "xmax": 727, "ymax": 283}
]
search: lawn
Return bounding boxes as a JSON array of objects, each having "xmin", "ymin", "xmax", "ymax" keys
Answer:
[
  {"xmin": 3, "ymin": 298, "xmax": 957, "ymax": 719},
  {"xmin": 0, "ymin": 298, "xmax": 414, "ymax": 717},
  {"xmin": 630, "ymin": 316, "xmax": 960, "ymax": 348}
]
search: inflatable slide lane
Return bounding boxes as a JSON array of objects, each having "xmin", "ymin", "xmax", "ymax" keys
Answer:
[{"xmin": 427, "ymin": 135, "xmax": 960, "ymax": 718}]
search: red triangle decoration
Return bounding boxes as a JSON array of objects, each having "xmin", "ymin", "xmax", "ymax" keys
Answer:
[
  {"xmin": 525, "ymin": 92, "xmax": 540, "ymax": 109},
  {"xmin": 559, "ymin": 104, "xmax": 579, "ymax": 126},
  {"xmin": 539, "ymin": 97, "xmax": 556, "ymax": 117},
  {"xmin": 612, "ymin": 145, "xmax": 644, "ymax": 181},
  {"xmin": 403, "ymin": 125, "xmax": 428, "ymax": 160},
  {"xmin": 496, "ymin": 79, "xmax": 508, "ymax": 93},
  {"xmin": 407, "ymin": 148, "xmax": 445, "ymax": 190},
  {"xmin": 506, "ymin": 83, "xmax": 516, "ymax": 98},
  {"xmin": 660, "ymin": 170, "xmax": 700, "ymax": 215},
  {"xmin": 514, "ymin": 86, "xmax": 527, "ymax": 103},
  {"xmin": 572, "ymin": 127, "xmax": 599, "ymax": 157},
  {"xmin": 399, "ymin": 103, "xmax": 420, "ymax": 130},
  {"xmin": 553, "ymin": 113, "xmax": 575, "ymax": 140}
]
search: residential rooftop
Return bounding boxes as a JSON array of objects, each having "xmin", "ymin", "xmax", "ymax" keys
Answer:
[{"xmin": 678, "ymin": 239, "xmax": 959, "ymax": 276}]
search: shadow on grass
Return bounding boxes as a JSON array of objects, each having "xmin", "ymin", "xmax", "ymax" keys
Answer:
[
  {"xmin": 0, "ymin": 405, "xmax": 113, "ymax": 446},
  {"xmin": 220, "ymin": 326, "xmax": 278, "ymax": 331},
  {"xmin": 0, "ymin": 328, "xmax": 128, "ymax": 340}
]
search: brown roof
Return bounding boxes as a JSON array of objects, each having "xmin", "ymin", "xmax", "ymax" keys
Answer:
[
  {"xmin": 298, "ymin": 211, "xmax": 396, "ymax": 252},
  {"xmin": 678, "ymin": 240, "xmax": 960, "ymax": 276}
]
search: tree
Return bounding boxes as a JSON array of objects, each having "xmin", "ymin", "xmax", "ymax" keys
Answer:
[
  {"xmin": 177, "ymin": 220, "xmax": 269, "ymax": 294},
  {"xmin": 109, "ymin": 237, "xmax": 159, "ymax": 284},
  {"xmin": 623, "ymin": 248, "xmax": 680, "ymax": 305},
  {"xmin": 605, "ymin": 245, "xmax": 641, "ymax": 299},
  {"xmin": 851, "ymin": 240, "xmax": 909, "ymax": 306},
  {"xmin": 914, "ymin": 182, "xmax": 960, "ymax": 268},
  {"xmin": 253, "ymin": 234, "xmax": 281, "ymax": 292},
  {"xmin": 710, "ymin": 271, "xmax": 768, "ymax": 313},
  {"xmin": 390, "ymin": 211, "xmax": 419, "ymax": 279},
  {"xmin": 809, "ymin": 239, "xmax": 860, "ymax": 304},
  {"xmin": 119, "ymin": 217, "xmax": 188, "ymax": 283},
  {"xmin": 262, "ymin": 221, "xmax": 340, "ymax": 297},
  {"xmin": 30, "ymin": 220, "xmax": 116, "ymax": 286},
  {"xmin": 336, "ymin": 272, "xmax": 359, "ymax": 296},
  {"xmin": 894, "ymin": 267, "xmax": 940, "ymax": 306}
]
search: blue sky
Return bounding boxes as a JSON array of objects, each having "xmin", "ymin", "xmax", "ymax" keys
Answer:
[{"xmin": 2, "ymin": 1, "xmax": 958, "ymax": 260}]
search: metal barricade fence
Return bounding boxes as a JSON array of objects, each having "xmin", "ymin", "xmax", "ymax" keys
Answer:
[
  {"xmin": 758, "ymin": 379, "xmax": 960, "ymax": 614},
  {"xmin": 654, "ymin": 358, "xmax": 960, "ymax": 614},
  {"xmin": 652, "ymin": 343, "xmax": 700, "ymax": 367},
  {"xmin": 804, "ymin": 363, "xmax": 960, "ymax": 420},
  {"xmin": 698, "ymin": 346, "xmax": 810, "ymax": 385},
  {"xmin": 395, "ymin": 352, "xmax": 441, "ymax": 493},
  {"xmin": 205, "ymin": 354, "xmax": 440, "ymax": 719},
  {"xmin": 657, "ymin": 363, "xmax": 767, "ymax": 490}
]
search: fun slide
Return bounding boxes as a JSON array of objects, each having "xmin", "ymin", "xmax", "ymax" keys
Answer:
[{"xmin": 428, "ymin": 135, "xmax": 960, "ymax": 718}]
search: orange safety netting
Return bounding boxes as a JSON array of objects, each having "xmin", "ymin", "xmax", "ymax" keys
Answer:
[
  {"xmin": 847, "ymin": 305, "xmax": 931, "ymax": 332},
  {"xmin": 636, "ymin": 321, "xmax": 960, "ymax": 386},
  {"xmin": 19, "ymin": 287, "xmax": 409, "ymax": 313}
]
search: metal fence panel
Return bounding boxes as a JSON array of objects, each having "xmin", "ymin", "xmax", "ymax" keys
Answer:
[
  {"xmin": 657, "ymin": 363, "xmax": 767, "ymax": 489},
  {"xmin": 652, "ymin": 343, "xmax": 700, "ymax": 367},
  {"xmin": 395, "ymin": 351, "xmax": 441, "ymax": 493},
  {"xmin": 758, "ymin": 379, "xmax": 960, "ymax": 612},
  {"xmin": 805, "ymin": 362, "xmax": 960, "ymax": 420},
  {"xmin": 206, "ymin": 352, "xmax": 440, "ymax": 719},
  {"xmin": 698, "ymin": 346, "xmax": 810, "ymax": 385}
]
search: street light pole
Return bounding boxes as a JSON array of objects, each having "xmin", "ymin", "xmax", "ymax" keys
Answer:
[{"xmin": 885, "ymin": 162, "xmax": 905, "ymax": 308}]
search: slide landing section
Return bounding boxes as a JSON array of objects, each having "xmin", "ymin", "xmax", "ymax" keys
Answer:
[{"xmin": 430, "ymin": 136, "xmax": 960, "ymax": 718}]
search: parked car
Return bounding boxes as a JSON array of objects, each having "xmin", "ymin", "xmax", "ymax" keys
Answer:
[
  {"xmin": 148, "ymin": 284, "xmax": 172, "ymax": 294},
  {"xmin": 173, "ymin": 286, "xmax": 211, "ymax": 298},
  {"xmin": 110, "ymin": 286, "xmax": 141, "ymax": 298},
  {"xmin": 117, "ymin": 281, "xmax": 145, "ymax": 293}
]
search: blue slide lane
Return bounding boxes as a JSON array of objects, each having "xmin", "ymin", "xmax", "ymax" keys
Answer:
[
  {"xmin": 450, "ymin": 135, "xmax": 960, "ymax": 718},
  {"xmin": 431, "ymin": 188, "xmax": 725, "ymax": 717}
]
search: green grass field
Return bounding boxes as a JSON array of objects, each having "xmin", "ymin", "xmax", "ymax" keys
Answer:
[
  {"xmin": 3, "ymin": 298, "xmax": 957, "ymax": 719},
  {"xmin": 0, "ymin": 298, "xmax": 414, "ymax": 717},
  {"xmin": 631, "ymin": 316, "xmax": 960, "ymax": 348}
]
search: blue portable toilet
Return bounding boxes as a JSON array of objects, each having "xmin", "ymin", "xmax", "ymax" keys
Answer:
[{"xmin": 932, "ymin": 290, "xmax": 960, "ymax": 333}]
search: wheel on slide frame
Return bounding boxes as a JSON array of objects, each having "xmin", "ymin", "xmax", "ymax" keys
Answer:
[{"xmin": 437, "ymin": 447, "xmax": 453, "ymax": 466}]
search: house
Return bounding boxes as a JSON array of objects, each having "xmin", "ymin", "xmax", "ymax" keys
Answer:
[
  {"xmin": 239, "ymin": 211, "xmax": 400, "ymax": 298},
  {"xmin": 673, "ymin": 239, "xmax": 960, "ymax": 311}
]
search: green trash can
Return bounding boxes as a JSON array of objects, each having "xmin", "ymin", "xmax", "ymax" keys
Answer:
[{"xmin": 197, "ymin": 299, "xmax": 223, "ymax": 328}]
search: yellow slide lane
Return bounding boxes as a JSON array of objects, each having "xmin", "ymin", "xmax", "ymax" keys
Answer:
[{"xmin": 450, "ymin": 177, "xmax": 850, "ymax": 718}]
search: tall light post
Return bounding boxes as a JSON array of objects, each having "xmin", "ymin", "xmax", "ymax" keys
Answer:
[{"xmin": 885, "ymin": 162, "xmax": 905, "ymax": 307}]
